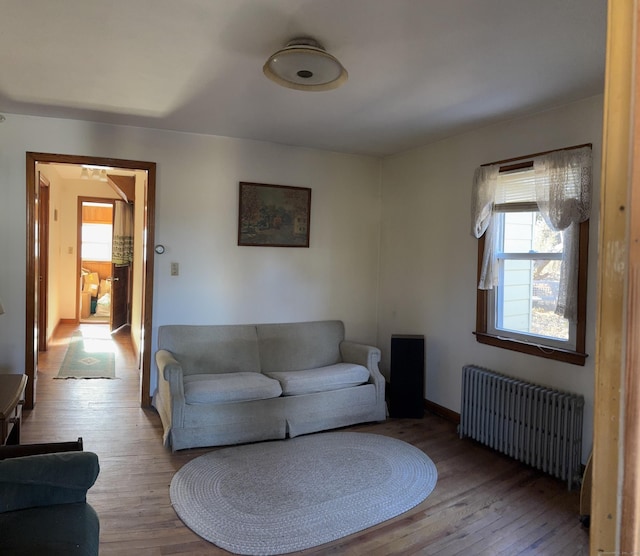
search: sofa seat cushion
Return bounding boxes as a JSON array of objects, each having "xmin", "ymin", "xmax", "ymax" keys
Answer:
[
  {"xmin": 265, "ymin": 363, "xmax": 370, "ymax": 396},
  {"xmin": 184, "ymin": 372, "xmax": 282, "ymax": 405}
]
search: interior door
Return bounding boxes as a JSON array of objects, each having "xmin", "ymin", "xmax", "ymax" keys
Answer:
[{"xmin": 110, "ymin": 264, "xmax": 129, "ymax": 332}]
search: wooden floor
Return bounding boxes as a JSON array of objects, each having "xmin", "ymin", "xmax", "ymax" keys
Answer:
[{"xmin": 22, "ymin": 323, "xmax": 589, "ymax": 555}]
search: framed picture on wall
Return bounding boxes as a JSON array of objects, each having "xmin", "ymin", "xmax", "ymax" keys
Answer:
[{"xmin": 238, "ymin": 182, "xmax": 311, "ymax": 247}]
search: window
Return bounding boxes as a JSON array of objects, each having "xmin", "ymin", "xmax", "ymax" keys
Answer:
[
  {"xmin": 472, "ymin": 146, "xmax": 591, "ymax": 365},
  {"xmin": 82, "ymin": 223, "xmax": 112, "ymax": 261},
  {"xmin": 81, "ymin": 201, "xmax": 113, "ymax": 262}
]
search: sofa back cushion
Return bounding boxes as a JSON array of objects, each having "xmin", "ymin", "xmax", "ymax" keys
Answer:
[
  {"xmin": 257, "ymin": 321, "xmax": 344, "ymax": 372},
  {"xmin": 158, "ymin": 325, "xmax": 260, "ymax": 375}
]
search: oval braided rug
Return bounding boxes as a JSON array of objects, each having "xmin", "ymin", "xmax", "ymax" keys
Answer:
[{"xmin": 170, "ymin": 431, "xmax": 438, "ymax": 555}]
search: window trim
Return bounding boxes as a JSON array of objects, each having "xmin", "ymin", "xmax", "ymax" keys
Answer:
[
  {"xmin": 474, "ymin": 202, "xmax": 589, "ymax": 366},
  {"xmin": 480, "ymin": 143, "xmax": 592, "ymax": 169}
]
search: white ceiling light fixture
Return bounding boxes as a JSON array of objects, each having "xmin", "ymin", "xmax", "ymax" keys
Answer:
[
  {"xmin": 263, "ymin": 37, "xmax": 348, "ymax": 92},
  {"xmin": 80, "ymin": 164, "xmax": 111, "ymax": 182},
  {"xmin": 90, "ymin": 169, "xmax": 108, "ymax": 181}
]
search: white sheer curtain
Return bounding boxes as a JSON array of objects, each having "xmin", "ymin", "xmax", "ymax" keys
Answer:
[
  {"xmin": 471, "ymin": 165, "xmax": 500, "ymax": 289},
  {"xmin": 471, "ymin": 146, "xmax": 592, "ymax": 321},
  {"xmin": 112, "ymin": 200, "xmax": 134, "ymax": 266},
  {"xmin": 534, "ymin": 147, "xmax": 591, "ymax": 320}
]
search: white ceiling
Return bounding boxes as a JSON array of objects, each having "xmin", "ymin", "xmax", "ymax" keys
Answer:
[{"xmin": 1, "ymin": 0, "xmax": 607, "ymax": 157}]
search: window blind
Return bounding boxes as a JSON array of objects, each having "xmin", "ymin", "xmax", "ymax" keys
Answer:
[{"xmin": 494, "ymin": 167, "xmax": 536, "ymax": 205}]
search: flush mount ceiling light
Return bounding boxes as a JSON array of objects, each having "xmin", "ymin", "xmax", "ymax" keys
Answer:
[{"xmin": 263, "ymin": 37, "xmax": 348, "ymax": 92}]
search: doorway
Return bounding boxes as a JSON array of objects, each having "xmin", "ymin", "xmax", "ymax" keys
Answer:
[
  {"xmin": 25, "ymin": 152, "xmax": 156, "ymax": 409},
  {"xmin": 77, "ymin": 198, "xmax": 131, "ymax": 332},
  {"xmin": 79, "ymin": 199, "xmax": 115, "ymax": 325}
]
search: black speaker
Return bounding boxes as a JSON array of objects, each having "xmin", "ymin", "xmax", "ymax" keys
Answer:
[{"xmin": 389, "ymin": 335, "xmax": 424, "ymax": 418}]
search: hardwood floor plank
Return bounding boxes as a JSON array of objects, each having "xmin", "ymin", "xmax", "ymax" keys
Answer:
[
  {"xmin": 19, "ymin": 323, "xmax": 588, "ymax": 555},
  {"xmin": 423, "ymin": 474, "xmax": 549, "ymax": 555}
]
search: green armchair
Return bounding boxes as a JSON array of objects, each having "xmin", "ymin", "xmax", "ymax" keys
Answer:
[{"xmin": 0, "ymin": 439, "xmax": 100, "ymax": 555}]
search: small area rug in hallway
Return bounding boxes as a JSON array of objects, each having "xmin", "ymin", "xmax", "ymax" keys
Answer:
[
  {"xmin": 170, "ymin": 431, "xmax": 438, "ymax": 555},
  {"xmin": 55, "ymin": 332, "xmax": 116, "ymax": 379}
]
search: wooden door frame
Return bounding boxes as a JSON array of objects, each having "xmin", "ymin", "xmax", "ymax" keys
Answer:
[
  {"xmin": 26, "ymin": 152, "xmax": 156, "ymax": 408},
  {"xmin": 620, "ymin": 1, "xmax": 640, "ymax": 551},
  {"xmin": 591, "ymin": 2, "xmax": 640, "ymax": 553},
  {"xmin": 38, "ymin": 174, "xmax": 50, "ymax": 352}
]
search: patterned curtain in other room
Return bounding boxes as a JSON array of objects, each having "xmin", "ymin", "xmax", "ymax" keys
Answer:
[{"xmin": 113, "ymin": 200, "xmax": 134, "ymax": 266}]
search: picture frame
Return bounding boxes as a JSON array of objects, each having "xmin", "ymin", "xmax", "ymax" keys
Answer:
[{"xmin": 238, "ymin": 182, "xmax": 311, "ymax": 247}]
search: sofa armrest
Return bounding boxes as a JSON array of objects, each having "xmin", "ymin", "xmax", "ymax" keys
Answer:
[
  {"xmin": 340, "ymin": 341, "xmax": 381, "ymax": 372},
  {"xmin": 340, "ymin": 341, "xmax": 386, "ymax": 406},
  {"xmin": 156, "ymin": 349, "xmax": 184, "ymax": 383},
  {"xmin": 0, "ymin": 451, "xmax": 99, "ymax": 513},
  {"xmin": 155, "ymin": 349, "xmax": 185, "ymax": 433}
]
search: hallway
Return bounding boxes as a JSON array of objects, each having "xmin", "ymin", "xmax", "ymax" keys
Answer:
[{"xmin": 27, "ymin": 323, "xmax": 141, "ymax": 429}]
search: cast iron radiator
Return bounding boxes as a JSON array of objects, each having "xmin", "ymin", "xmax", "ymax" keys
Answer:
[{"xmin": 458, "ymin": 365, "xmax": 584, "ymax": 489}]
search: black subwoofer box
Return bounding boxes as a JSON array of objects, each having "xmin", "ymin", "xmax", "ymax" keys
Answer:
[{"xmin": 389, "ymin": 334, "xmax": 424, "ymax": 418}]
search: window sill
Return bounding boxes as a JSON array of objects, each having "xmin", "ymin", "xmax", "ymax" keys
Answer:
[{"xmin": 473, "ymin": 331, "xmax": 588, "ymax": 366}]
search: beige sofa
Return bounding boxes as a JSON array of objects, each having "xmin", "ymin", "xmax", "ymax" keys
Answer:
[{"xmin": 153, "ymin": 320, "xmax": 386, "ymax": 451}]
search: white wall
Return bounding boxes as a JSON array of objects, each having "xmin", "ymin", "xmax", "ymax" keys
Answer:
[
  {"xmin": 378, "ymin": 95, "xmax": 603, "ymax": 462},
  {"xmin": 38, "ymin": 165, "xmax": 64, "ymax": 342},
  {"xmin": 0, "ymin": 115, "xmax": 382, "ymax": 394}
]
